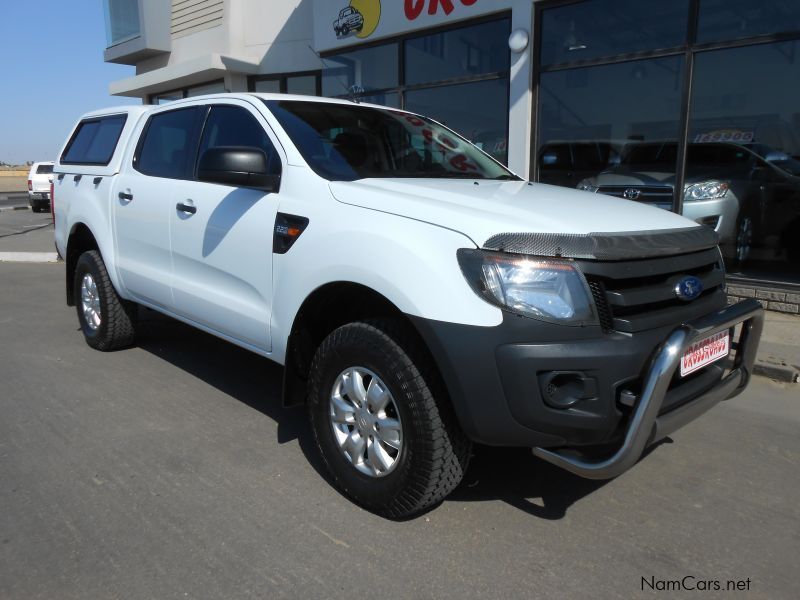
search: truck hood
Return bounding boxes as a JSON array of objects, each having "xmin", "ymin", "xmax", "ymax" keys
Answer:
[{"xmin": 328, "ymin": 179, "xmax": 697, "ymax": 247}]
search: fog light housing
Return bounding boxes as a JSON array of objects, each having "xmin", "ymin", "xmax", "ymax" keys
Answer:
[{"xmin": 539, "ymin": 371, "xmax": 598, "ymax": 409}]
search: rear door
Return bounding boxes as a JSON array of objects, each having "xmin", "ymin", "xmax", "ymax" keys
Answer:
[
  {"xmin": 169, "ymin": 100, "xmax": 282, "ymax": 351},
  {"xmin": 112, "ymin": 105, "xmax": 204, "ymax": 310}
]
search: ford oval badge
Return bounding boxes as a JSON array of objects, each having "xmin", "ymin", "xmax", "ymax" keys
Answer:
[{"xmin": 675, "ymin": 275, "xmax": 703, "ymax": 301}]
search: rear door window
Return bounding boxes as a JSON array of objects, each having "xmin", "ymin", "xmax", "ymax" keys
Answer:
[
  {"xmin": 135, "ymin": 107, "xmax": 203, "ymax": 179},
  {"xmin": 61, "ymin": 115, "xmax": 127, "ymax": 165},
  {"xmin": 36, "ymin": 164, "xmax": 54, "ymax": 175}
]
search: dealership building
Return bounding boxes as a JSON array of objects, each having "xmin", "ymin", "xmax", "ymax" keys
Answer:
[{"xmin": 103, "ymin": 0, "xmax": 800, "ymax": 304}]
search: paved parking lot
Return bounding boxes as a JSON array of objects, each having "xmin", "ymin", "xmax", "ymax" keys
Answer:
[
  {"xmin": 0, "ymin": 208, "xmax": 52, "ymax": 244},
  {"xmin": 0, "ymin": 259, "xmax": 797, "ymax": 599}
]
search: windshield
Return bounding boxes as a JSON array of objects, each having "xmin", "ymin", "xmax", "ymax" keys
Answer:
[{"xmin": 264, "ymin": 100, "xmax": 517, "ymax": 181}]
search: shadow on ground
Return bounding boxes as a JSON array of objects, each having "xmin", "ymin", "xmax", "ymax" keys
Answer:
[{"xmin": 131, "ymin": 307, "xmax": 669, "ymax": 520}]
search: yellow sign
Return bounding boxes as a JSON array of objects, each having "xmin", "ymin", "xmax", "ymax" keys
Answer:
[
  {"xmin": 351, "ymin": 0, "xmax": 380, "ymax": 38},
  {"xmin": 333, "ymin": 0, "xmax": 381, "ymax": 39}
]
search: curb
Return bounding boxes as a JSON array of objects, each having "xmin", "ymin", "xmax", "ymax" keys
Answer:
[
  {"xmin": 753, "ymin": 361, "xmax": 799, "ymax": 383},
  {"xmin": 0, "ymin": 252, "xmax": 59, "ymax": 263},
  {"xmin": 0, "ymin": 205, "xmax": 29, "ymax": 212}
]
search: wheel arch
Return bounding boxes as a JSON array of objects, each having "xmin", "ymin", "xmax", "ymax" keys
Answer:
[
  {"xmin": 65, "ymin": 223, "xmax": 100, "ymax": 306},
  {"xmin": 281, "ymin": 281, "xmax": 443, "ymax": 408}
]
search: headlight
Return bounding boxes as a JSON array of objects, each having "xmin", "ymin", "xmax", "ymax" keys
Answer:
[
  {"xmin": 457, "ymin": 249, "xmax": 596, "ymax": 325},
  {"xmin": 684, "ymin": 180, "xmax": 729, "ymax": 201},
  {"xmin": 577, "ymin": 179, "xmax": 599, "ymax": 192}
]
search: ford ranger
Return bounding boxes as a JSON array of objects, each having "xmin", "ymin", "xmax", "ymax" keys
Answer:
[{"xmin": 53, "ymin": 94, "xmax": 763, "ymax": 518}]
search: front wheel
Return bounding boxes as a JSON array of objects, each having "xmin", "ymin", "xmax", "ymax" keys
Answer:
[
  {"xmin": 308, "ymin": 320, "xmax": 471, "ymax": 519},
  {"xmin": 74, "ymin": 250, "xmax": 137, "ymax": 351}
]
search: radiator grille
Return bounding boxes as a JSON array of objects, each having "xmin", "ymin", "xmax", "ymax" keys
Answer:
[{"xmin": 579, "ymin": 248, "xmax": 726, "ymax": 333}]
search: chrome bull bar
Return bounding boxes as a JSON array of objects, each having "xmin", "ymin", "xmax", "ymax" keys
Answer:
[{"xmin": 533, "ymin": 299, "xmax": 764, "ymax": 480}]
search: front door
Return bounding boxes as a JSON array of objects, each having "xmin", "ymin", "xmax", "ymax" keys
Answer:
[{"xmin": 169, "ymin": 102, "xmax": 283, "ymax": 351}]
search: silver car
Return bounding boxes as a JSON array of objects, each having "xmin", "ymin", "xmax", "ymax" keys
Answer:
[{"xmin": 577, "ymin": 141, "xmax": 800, "ymax": 264}]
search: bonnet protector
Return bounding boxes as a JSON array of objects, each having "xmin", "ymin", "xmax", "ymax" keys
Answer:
[{"xmin": 483, "ymin": 227, "xmax": 720, "ymax": 261}]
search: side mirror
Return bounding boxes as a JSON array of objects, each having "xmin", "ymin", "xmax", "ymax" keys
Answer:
[{"xmin": 197, "ymin": 146, "xmax": 280, "ymax": 192}]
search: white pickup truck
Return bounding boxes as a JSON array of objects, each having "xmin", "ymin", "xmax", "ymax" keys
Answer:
[
  {"xmin": 54, "ymin": 94, "xmax": 763, "ymax": 518},
  {"xmin": 27, "ymin": 161, "xmax": 54, "ymax": 212}
]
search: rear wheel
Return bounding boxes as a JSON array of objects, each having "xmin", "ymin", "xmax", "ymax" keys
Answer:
[
  {"xmin": 308, "ymin": 320, "xmax": 471, "ymax": 519},
  {"xmin": 74, "ymin": 250, "xmax": 137, "ymax": 351}
]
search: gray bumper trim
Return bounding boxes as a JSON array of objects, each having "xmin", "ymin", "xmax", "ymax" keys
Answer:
[{"xmin": 532, "ymin": 298, "xmax": 764, "ymax": 480}]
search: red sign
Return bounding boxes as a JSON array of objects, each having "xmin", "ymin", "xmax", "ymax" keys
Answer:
[{"xmin": 404, "ymin": 0, "xmax": 479, "ymax": 20}]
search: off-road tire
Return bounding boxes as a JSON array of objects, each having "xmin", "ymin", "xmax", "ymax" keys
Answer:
[
  {"xmin": 308, "ymin": 319, "xmax": 471, "ymax": 519},
  {"xmin": 74, "ymin": 250, "xmax": 137, "ymax": 351}
]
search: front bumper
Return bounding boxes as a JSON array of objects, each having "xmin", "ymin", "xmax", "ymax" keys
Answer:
[
  {"xmin": 410, "ymin": 298, "xmax": 763, "ymax": 478},
  {"xmin": 533, "ymin": 299, "xmax": 763, "ymax": 479},
  {"xmin": 681, "ymin": 195, "xmax": 739, "ymax": 246}
]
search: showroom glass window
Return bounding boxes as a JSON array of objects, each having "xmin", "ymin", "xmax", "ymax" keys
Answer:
[
  {"xmin": 250, "ymin": 72, "xmax": 322, "ymax": 95},
  {"xmin": 533, "ymin": 0, "xmax": 800, "ymax": 284},
  {"xmin": 689, "ymin": 41, "xmax": 800, "ymax": 281},
  {"xmin": 321, "ymin": 16, "xmax": 511, "ymax": 164},
  {"xmin": 104, "ymin": 0, "xmax": 140, "ymax": 47}
]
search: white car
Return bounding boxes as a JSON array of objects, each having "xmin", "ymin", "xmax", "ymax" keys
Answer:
[
  {"xmin": 27, "ymin": 161, "xmax": 54, "ymax": 212},
  {"xmin": 53, "ymin": 94, "xmax": 763, "ymax": 518}
]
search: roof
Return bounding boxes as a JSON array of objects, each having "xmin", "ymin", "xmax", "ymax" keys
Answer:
[{"xmin": 77, "ymin": 93, "xmax": 409, "ymax": 122}]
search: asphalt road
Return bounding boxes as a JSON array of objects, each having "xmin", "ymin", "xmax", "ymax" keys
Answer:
[
  {"xmin": 0, "ymin": 208, "xmax": 54, "ymax": 253},
  {"xmin": 1, "ymin": 262, "xmax": 798, "ymax": 600},
  {"xmin": 0, "ymin": 193, "xmax": 29, "ymax": 209}
]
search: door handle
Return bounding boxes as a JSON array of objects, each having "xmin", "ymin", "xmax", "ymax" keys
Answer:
[
  {"xmin": 118, "ymin": 191, "xmax": 133, "ymax": 201},
  {"xmin": 176, "ymin": 202, "xmax": 196, "ymax": 215}
]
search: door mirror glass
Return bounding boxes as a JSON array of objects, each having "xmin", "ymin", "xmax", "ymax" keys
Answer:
[{"xmin": 197, "ymin": 146, "xmax": 280, "ymax": 192}]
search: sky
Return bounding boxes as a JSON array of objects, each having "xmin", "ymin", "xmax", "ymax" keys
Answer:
[{"xmin": 0, "ymin": 1, "xmax": 138, "ymax": 164}]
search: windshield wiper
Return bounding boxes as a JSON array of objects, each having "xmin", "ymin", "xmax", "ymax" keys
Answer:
[{"xmin": 491, "ymin": 174, "xmax": 520, "ymax": 180}]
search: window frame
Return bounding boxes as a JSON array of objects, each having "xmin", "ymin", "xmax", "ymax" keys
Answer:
[
  {"xmin": 147, "ymin": 79, "xmax": 226, "ymax": 105},
  {"xmin": 247, "ymin": 70, "xmax": 322, "ymax": 95},
  {"xmin": 60, "ymin": 113, "xmax": 129, "ymax": 167}
]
